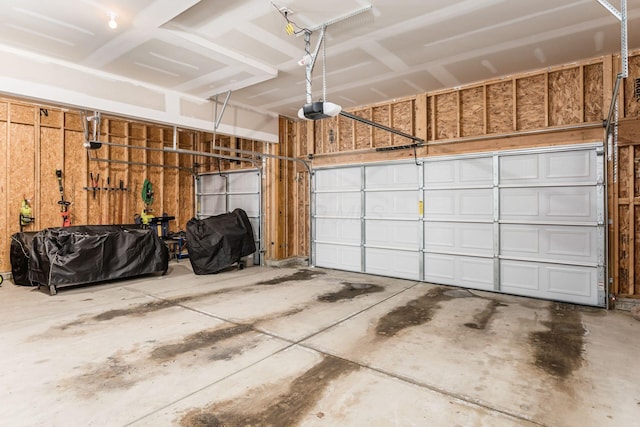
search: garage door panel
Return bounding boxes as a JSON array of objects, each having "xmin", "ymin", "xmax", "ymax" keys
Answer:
[
  {"xmin": 366, "ymin": 248, "xmax": 419, "ymax": 280},
  {"xmin": 500, "ymin": 150, "xmax": 595, "ymax": 185},
  {"xmin": 200, "ymin": 195, "xmax": 226, "ymax": 216},
  {"xmin": 316, "ymin": 218, "xmax": 361, "ymax": 245},
  {"xmin": 200, "ymin": 175, "xmax": 226, "ymax": 193},
  {"xmin": 367, "ymin": 220, "xmax": 419, "ymax": 249},
  {"xmin": 425, "ymin": 222, "xmax": 493, "ymax": 256},
  {"xmin": 425, "ymin": 156, "xmax": 493, "ymax": 188},
  {"xmin": 501, "ymin": 260, "xmax": 597, "ymax": 305},
  {"xmin": 228, "ymin": 194, "xmax": 259, "ymax": 217},
  {"xmin": 500, "ymin": 187, "xmax": 597, "ymax": 222},
  {"xmin": 315, "ymin": 243, "xmax": 361, "ymax": 272},
  {"xmin": 365, "ymin": 163, "xmax": 419, "ymax": 189},
  {"xmin": 366, "ymin": 191, "xmax": 419, "ymax": 219},
  {"xmin": 424, "ymin": 254, "xmax": 494, "ymax": 290},
  {"xmin": 228, "ymin": 172, "xmax": 259, "ymax": 193},
  {"xmin": 500, "ymin": 224, "xmax": 597, "ymax": 263},
  {"xmin": 424, "ymin": 189, "xmax": 493, "ymax": 220},
  {"xmin": 315, "ymin": 192, "xmax": 361, "ymax": 218},
  {"xmin": 315, "ymin": 167, "xmax": 361, "ymax": 191}
]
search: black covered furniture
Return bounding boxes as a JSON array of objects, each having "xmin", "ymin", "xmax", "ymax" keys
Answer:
[
  {"xmin": 186, "ymin": 208, "xmax": 256, "ymax": 274},
  {"xmin": 27, "ymin": 225, "xmax": 168, "ymax": 295},
  {"xmin": 10, "ymin": 232, "xmax": 38, "ymax": 286}
]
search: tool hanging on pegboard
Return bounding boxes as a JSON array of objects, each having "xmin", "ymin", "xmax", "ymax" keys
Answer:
[
  {"xmin": 55, "ymin": 169, "xmax": 72, "ymax": 227},
  {"xmin": 19, "ymin": 198, "xmax": 35, "ymax": 232}
]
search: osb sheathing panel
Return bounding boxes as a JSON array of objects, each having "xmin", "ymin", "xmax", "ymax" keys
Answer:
[
  {"xmin": 324, "ymin": 117, "xmax": 339, "ymax": 154},
  {"xmin": 314, "ymin": 121, "xmax": 324, "ymax": 154},
  {"xmin": 110, "ymin": 135, "xmax": 129, "ymax": 224},
  {"xmin": 549, "ymin": 68, "xmax": 582, "ymax": 126},
  {"xmin": 63, "ymin": 130, "xmax": 87, "ymax": 225},
  {"xmin": 635, "ymin": 205, "xmax": 640, "ymax": 294},
  {"xmin": 618, "ymin": 205, "xmax": 630, "ymax": 294},
  {"xmin": 460, "ymin": 87, "xmax": 484, "ymax": 137},
  {"xmin": 40, "ymin": 109, "xmax": 63, "ymax": 128},
  {"xmin": 487, "ymin": 82, "xmax": 513, "ymax": 133},
  {"xmin": 8, "ymin": 123, "xmax": 35, "ymax": 237},
  {"xmin": 178, "ymin": 133, "xmax": 194, "ymax": 228},
  {"xmin": 128, "ymin": 135, "xmax": 146, "ymax": 223},
  {"xmin": 0, "ymin": 102, "xmax": 7, "ymax": 121},
  {"xmin": 354, "ymin": 109, "xmax": 372, "ymax": 150},
  {"xmin": 39, "ymin": 126, "xmax": 64, "ymax": 229},
  {"xmin": 391, "ymin": 101, "xmax": 413, "ymax": 145},
  {"xmin": 338, "ymin": 114, "xmax": 353, "ymax": 152},
  {"xmin": 10, "ymin": 104, "xmax": 35, "ymax": 125},
  {"xmin": 372, "ymin": 105, "xmax": 391, "ymax": 147},
  {"xmin": 584, "ymin": 63, "xmax": 604, "ymax": 122},
  {"xmin": 516, "ymin": 75, "xmax": 546, "ymax": 130},
  {"xmin": 635, "ymin": 145, "xmax": 640, "ymax": 198},
  {"xmin": 298, "ymin": 121, "xmax": 308, "ymax": 157},
  {"xmin": 624, "ymin": 55, "xmax": 640, "ymax": 118},
  {"xmin": 0, "ymin": 121, "xmax": 7, "ymax": 271},
  {"xmin": 435, "ymin": 92, "xmax": 457, "ymax": 139},
  {"xmin": 296, "ymin": 171, "xmax": 309, "ymax": 256},
  {"xmin": 618, "ymin": 146, "xmax": 631, "ymax": 199},
  {"xmin": 64, "ymin": 113, "xmax": 83, "ymax": 131}
]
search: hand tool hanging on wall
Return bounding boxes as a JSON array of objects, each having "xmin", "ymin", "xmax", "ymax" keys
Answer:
[
  {"xmin": 19, "ymin": 198, "xmax": 34, "ymax": 232},
  {"xmin": 140, "ymin": 179, "xmax": 155, "ymax": 225},
  {"xmin": 55, "ymin": 169, "xmax": 72, "ymax": 227}
]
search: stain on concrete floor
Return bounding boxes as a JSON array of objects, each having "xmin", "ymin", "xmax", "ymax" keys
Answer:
[
  {"xmin": 179, "ymin": 355, "xmax": 358, "ymax": 427},
  {"xmin": 66, "ymin": 355, "xmax": 141, "ymax": 397},
  {"xmin": 256, "ymin": 269, "xmax": 326, "ymax": 286},
  {"xmin": 317, "ymin": 282, "xmax": 384, "ymax": 302},
  {"xmin": 376, "ymin": 287, "xmax": 452, "ymax": 337},
  {"xmin": 530, "ymin": 302, "xmax": 586, "ymax": 379},
  {"xmin": 464, "ymin": 299, "xmax": 507, "ymax": 330},
  {"xmin": 151, "ymin": 324, "xmax": 254, "ymax": 362}
]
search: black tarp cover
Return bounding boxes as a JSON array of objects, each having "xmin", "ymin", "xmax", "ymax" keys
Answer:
[
  {"xmin": 28, "ymin": 225, "xmax": 168, "ymax": 289},
  {"xmin": 186, "ymin": 208, "xmax": 256, "ymax": 275},
  {"xmin": 10, "ymin": 232, "xmax": 37, "ymax": 286}
]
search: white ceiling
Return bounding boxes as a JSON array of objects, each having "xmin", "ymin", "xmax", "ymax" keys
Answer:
[{"xmin": 0, "ymin": 0, "xmax": 638, "ymax": 122}]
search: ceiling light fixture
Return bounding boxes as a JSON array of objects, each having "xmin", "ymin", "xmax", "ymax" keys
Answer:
[{"xmin": 107, "ymin": 12, "xmax": 118, "ymax": 30}]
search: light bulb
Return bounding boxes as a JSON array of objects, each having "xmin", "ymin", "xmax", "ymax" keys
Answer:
[{"xmin": 108, "ymin": 13, "xmax": 118, "ymax": 29}]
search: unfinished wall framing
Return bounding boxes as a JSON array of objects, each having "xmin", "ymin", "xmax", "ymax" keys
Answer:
[{"xmin": 0, "ymin": 98, "xmax": 269, "ymax": 273}]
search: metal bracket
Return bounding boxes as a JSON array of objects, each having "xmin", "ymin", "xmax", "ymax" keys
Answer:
[{"xmin": 596, "ymin": 0, "xmax": 628, "ymax": 78}]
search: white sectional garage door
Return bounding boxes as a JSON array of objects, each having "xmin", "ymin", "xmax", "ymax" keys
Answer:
[
  {"xmin": 313, "ymin": 143, "xmax": 605, "ymax": 306},
  {"xmin": 196, "ymin": 170, "xmax": 262, "ymax": 265}
]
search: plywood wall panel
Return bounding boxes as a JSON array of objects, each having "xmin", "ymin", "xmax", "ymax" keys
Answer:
[
  {"xmin": 549, "ymin": 68, "xmax": 582, "ymax": 126},
  {"xmin": 372, "ymin": 105, "xmax": 391, "ymax": 147},
  {"xmin": 314, "ymin": 121, "xmax": 324, "ymax": 154},
  {"xmin": 516, "ymin": 75, "xmax": 546, "ymax": 130},
  {"xmin": 487, "ymin": 82, "xmax": 513, "ymax": 133},
  {"xmin": 39, "ymin": 126, "xmax": 64, "ymax": 229},
  {"xmin": 460, "ymin": 87, "xmax": 484, "ymax": 137},
  {"xmin": 0, "ymin": 101, "xmax": 7, "ymax": 121},
  {"xmin": 584, "ymin": 63, "xmax": 604, "ymax": 122},
  {"xmin": 324, "ymin": 117, "xmax": 339, "ymax": 153},
  {"xmin": 435, "ymin": 92, "xmax": 458, "ymax": 139}
]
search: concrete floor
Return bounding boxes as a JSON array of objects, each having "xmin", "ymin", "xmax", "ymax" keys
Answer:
[{"xmin": 0, "ymin": 263, "xmax": 639, "ymax": 427}]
